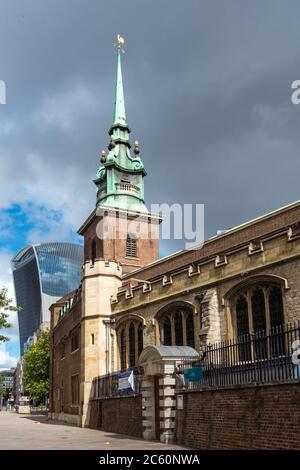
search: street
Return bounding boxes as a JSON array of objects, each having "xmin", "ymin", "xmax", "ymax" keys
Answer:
[{"xmin": 0, "ymin": 411, "xmax": 186, "ymax": 450}]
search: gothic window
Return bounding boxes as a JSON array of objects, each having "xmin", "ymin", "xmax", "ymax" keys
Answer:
[
  {"xmin": 163, "ymin": 317, "xmax": 172, "ymax": 345},
  {"xmin": 174, "ymin": 311, "xmax": 183, "ymax": 346},
  {"xmin": 129, "ymin": 322, "xmax": 136, "ymax": 367},
  {"xmin": 231, "ymin": 281, "xmax": 285, "ymax": 360},
  {"xmin": 160, "ymin": 307, "xmax": 195, "ymax": 348},
  {"xmin": 186, "ymin": 312, "xmax": 195, "ymax": 348},
  {"xmin": 126, "ymin": 235, "xmax": 137, "ymax": 258},
  {"xmin": 118, "ymin": 320, "xmax": 143, "ymax": 369},
  {"xmin": 251, "ymin": 287, "xmax": 266, "ymax": 334},
  {"xmin": 236, "ymin": 296, "xmax": 249, "ymax": 338},
  {"xmin": 251, "ymin": 287, "xmax": 267, "ymax": 359},
  {"xmin": 236, "ymin": 295, "xmax": 251, "ymax": 361},
  {"xmin": 120, "ymin": 328, "xmax": 126, "ymax": 370},
  {"xmin": 269, "ymin": 286, "xmax": 285, "ymax": 356},
  {"xmin": 269, "ymin": 286, "xmax": 284, "ymax": 328},
  {"xmin": 137, "ymin": 322, "xmax": 143, "ymax": 356}
]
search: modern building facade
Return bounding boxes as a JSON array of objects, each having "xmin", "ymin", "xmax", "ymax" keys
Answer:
[
  {"xmin": 50, "ymin": 37, "xmax": 300, "ymax": 447},
  {"xmin": 12, "ymin": 242, "xmax": 83, "ymax": 355},
  {"xmin": 0, "ymin": 368, "xmax": 15, "ymax": 390}
]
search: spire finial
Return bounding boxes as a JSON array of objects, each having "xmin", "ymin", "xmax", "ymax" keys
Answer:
[
  {"xmin": 113, "ymin": 34, "xmax": 127, "ymax": 126},
  {"xmin": 115, "ymin": 34, "xmax": 125, "ymax": 53}
]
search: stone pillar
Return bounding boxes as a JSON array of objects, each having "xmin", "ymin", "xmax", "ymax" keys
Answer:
[
  {"xmin": 159, "ymin": 363, "xmax": 176, "ymax": 444},
  {"xmin": 141, "ymin": 377, "xmax": 155, "ymax": 440}
]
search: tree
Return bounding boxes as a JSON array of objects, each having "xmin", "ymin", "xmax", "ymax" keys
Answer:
[
  {"xmin": 0, "ymin": 287, "xmax": 20, "ymax": 343},
  {"xmin": 23, "ymin": 330, "xmax": 50, "ymax": 403},
  {"xmin": 0, "ymin": 375, "xmax": 4, "ymax": 395}
]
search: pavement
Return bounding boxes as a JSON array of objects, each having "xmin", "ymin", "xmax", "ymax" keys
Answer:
[{"xmin": 0, "ymin": 411, "xmax": 187, "ymax": 450}]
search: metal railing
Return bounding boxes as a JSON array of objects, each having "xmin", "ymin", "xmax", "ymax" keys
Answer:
[
  {"xmin": 91, "ymin": 366, "xmax": 144, "ymax": 399},
  {"xmin": 177, "ymin": 321, "xmax": 300, "ymax": 390}
]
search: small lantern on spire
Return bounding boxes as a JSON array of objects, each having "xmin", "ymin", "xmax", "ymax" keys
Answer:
[
  {"xmin": 101, "ymin": 149, "xmax": 106, "ymax": 163},
  {"xmin": 134, "ymin": 140, "xmax": 140, "ymax": 155}
]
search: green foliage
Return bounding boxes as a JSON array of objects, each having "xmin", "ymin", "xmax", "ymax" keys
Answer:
[
  {"xmin": 0, "ymin": 287, "xmax": 21, "ymax": 343},
  {"xmin": 0, "ymin": 375, "xmax": 4, "ymax": 395},
  {"xmin": 23, "ymin": 330, "xmax": 50, "ymax": 402},
  {"xmin": 1, "ymin": 387, "xmax": 12, "ymax": 401}
]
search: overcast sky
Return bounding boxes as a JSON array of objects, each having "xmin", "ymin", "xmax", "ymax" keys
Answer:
[{"xmin": 2, "ymin": 0, "xmax": 300, "ymax": 366}]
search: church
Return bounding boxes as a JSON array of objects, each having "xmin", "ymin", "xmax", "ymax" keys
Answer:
[{"xmin": 49, "ymin": 36, "xmax": 300, "ymax": 447}]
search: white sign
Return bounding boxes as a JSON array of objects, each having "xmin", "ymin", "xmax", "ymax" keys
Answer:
[{"xmin": 118, "ymin": 371, "xmax": 135, "ymax": 392}]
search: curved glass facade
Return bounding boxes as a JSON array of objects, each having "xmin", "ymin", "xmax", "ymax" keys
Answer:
[{"xmin": 12, "ymin": 242, "xmax": 83, "ymax": 355}]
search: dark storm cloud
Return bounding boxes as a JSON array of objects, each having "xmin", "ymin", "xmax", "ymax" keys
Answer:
[{"xmin": 1, "ymin": 0, "xmax": 300, "ymax": 254}]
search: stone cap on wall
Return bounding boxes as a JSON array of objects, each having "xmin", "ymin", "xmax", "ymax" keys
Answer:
[{"xmin": 139, "ymin": 345, "xmax": 199, "ymax": 365}]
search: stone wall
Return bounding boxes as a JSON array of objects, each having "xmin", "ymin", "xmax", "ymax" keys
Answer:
[
  {"xmin": 87, "ymin": 396, "xmax": 142, "ymax": 437},
  {"xmin": 176, "ymin": 383, "xmax": 300, "ymax": 449},
  {"xmin": 50, "ymin": 299, "xmax": 81, "ymax": 418}
]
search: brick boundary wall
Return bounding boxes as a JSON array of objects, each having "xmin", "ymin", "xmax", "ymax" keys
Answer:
[
  {"xmin": 176, "ymin": 382, "xmax": 300, "ymax": 449},
  {"xmin": 87, "ymin": 395, "xmax": 142, "ymax": 438}
]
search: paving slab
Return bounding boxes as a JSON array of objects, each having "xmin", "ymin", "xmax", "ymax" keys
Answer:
[{"xmin": 0, "ymin": 411, "xmax": 187, "ymax": 450}]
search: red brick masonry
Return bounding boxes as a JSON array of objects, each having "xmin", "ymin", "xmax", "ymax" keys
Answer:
[
  {"xmin": 176, "ymin": 382, "xmax": 300, "ymax": 449},
  {"xmin": 87, "ymin": 395, "xmax": 142, "ymax": 438}
]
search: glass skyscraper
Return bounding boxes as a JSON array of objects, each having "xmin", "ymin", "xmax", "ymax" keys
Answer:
[{"xmin": 12, "ymin": 242, "xmax": 83, "ymax": 355}]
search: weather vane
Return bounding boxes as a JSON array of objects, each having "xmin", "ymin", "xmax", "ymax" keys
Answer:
[{"xmin": 114, "ymin": 34, "xmax": 125, "ymax": 53}]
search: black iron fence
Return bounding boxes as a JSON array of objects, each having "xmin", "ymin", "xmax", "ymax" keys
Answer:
[
  {"xmin": 177, "ymin": 321, "xmax": 300, "ymax": 390},
  {"xmin": 91, "ymin": 366, "xmax": 144, "ymax": 399}
]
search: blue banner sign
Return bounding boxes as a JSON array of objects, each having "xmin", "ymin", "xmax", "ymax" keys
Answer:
[{"xmin": 184, "ymin": 367, "xmax": 204, "ymax": 382}]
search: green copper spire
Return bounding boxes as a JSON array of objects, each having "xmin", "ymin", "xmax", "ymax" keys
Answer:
[
  {"xmin": 93, "ymin": 35, "xmax": 148, "ymax": 213},
  {"xmin": 113, "ymin": 46, "xmax": 127, "ymax": 127}
]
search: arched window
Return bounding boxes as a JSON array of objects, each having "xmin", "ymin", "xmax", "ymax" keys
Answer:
[
  {"xmin": 160, "ymin": 307, "xmax": 195, "ymax": 348},
  {"xmin": 269, "ymin": 286, "xmax": 285, "ymax": 356},
  {"xmin": 126, "ymin": 235, "xmax": 137, "ymax": 258},
  {"xmin": 120, "ymin": 328, "xmax": 126, "ymax": 370},
  {"xmin": 231, "ymin": 281, "xmax": 285, "ymax": 360},
  {"xmin": 174, "ymin": 311, "xmax": 183, "ymax": 346},
  {"xmin": 251, "ymin": 287, "xmax": 266, "ymax": 334},
  {"xmin": 186, "ymin": 312, "xmax": 195, "ymax": 348},
  {"xmin": 236, "ymin": 295, "xmax": 250, "ymax": 361},
  {"xmin": 117, "ymin": 320, "xmax": 143, "ymax": 369},
  {"xmin": 163, "ymin": 317, "xmax": 172, "ymax": 345},
  {"xmin": 129, "ymin": 322, "xmax": 136, "ymax": 367},
  {"xmin": 269, "ymin": 286, "xmax": 284, "ymax": 328},
  {"xmin": 91, "ymin": 239, "xmax": 97, "ymax": 264},
  {"xmin": 137, "ymin": 322, "xmax": 143, "ymax": 356},
  {"xmin": 236, "ymin": 295, "xmax": 249, "ymax": 338}
]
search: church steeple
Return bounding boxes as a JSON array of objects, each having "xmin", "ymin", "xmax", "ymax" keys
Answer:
[
  {"xmin": 113, "ymin": 40, "xmax": 127, "ymax": 127},
  {"xmin": 94, "ymin": 35, "xmax": 148, "ymax": 213}
]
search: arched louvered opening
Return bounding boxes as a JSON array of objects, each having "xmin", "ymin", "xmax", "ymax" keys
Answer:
[{"xmin": 126, "ymin": 235, "xmax": 137, "ymax": 258}]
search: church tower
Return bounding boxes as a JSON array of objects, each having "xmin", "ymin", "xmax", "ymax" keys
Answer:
[{"xmin": 78, "ymin": 35, "xmax": 161, "ymax": 426}]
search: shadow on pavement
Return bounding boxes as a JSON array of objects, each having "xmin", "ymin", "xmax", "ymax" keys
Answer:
[{"xmin": 19, "ymin": 415, "xmax": 75, "ymax": 427}]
